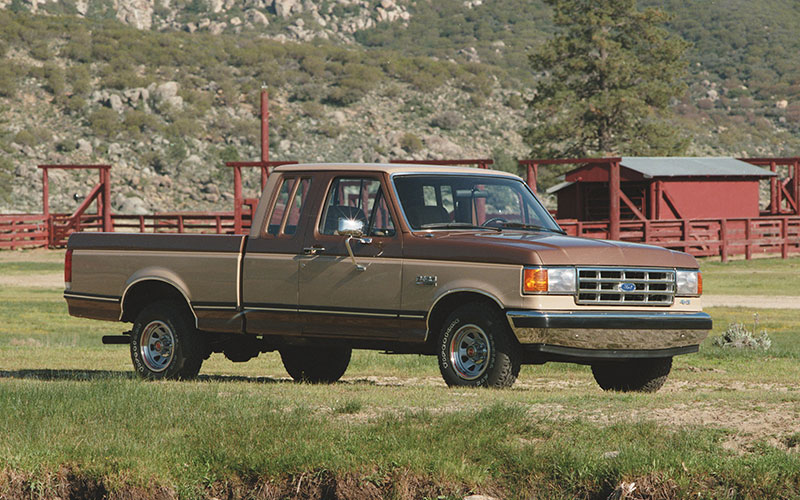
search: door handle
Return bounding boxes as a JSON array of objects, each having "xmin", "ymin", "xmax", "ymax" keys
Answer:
[{"xmin": 303, "ymin": 246, "xmax": 325, "ymax": 255}]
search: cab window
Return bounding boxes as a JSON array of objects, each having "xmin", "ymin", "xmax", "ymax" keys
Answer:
[
  {"xmin": 266, "ymin": 177, "xmax": 311, "ymax": 236},
  {"xmin": 319, "ymin": 177, "xmax": 396, "ymax": 237}
]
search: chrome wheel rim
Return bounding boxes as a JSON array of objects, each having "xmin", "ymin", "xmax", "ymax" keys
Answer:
[
  {"xmin": 449, "ymin": 324, "xmax": 491, "ymax": 381},
  {"xmin": 140, "ymin": 320, "xmax": 175, "ymax": 372}
]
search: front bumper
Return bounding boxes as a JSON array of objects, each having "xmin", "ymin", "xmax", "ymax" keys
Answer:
[{"xmin": 506, "ymin": 310, "xmax": 712, "ymax": 351}]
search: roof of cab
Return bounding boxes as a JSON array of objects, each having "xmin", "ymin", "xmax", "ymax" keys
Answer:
[{"xmin": 273, "ymin": 163, "xmax": 522, "ymax": 178}]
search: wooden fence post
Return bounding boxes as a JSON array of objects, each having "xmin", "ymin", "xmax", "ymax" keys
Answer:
[
  {"xmin": 782, "ymin": 217, "xmax": 789, "ymax": 259},
  {"xmin": 720, "ymin": 219, "xmax": 728, "ymax": 263}
]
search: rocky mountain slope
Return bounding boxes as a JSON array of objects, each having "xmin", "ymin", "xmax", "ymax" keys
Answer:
[{"xmin": 1, "ymin": 0, "xmax": 799, "ymax": 214}]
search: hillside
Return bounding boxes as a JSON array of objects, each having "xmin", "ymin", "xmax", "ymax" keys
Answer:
[{"xmin": 1, "ymin": 1, "xmax": 800, "ymax": 214}]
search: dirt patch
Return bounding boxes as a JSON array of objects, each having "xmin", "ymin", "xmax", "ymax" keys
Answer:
[
  {"xmin": 0, "ymin": 273, "xmax": 62, "ymax": 288},
  {"xmin": 704, "ymin": 294, "xmax": 800, "ymax": 309},
  {"xmin": 0, "ymin": 467, "xmax": 482, "ymax": 500}
]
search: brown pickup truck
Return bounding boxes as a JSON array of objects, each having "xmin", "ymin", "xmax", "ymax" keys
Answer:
[{"xmin": 65, "ymin": 163, "xmax": 711, "ymax": 391}]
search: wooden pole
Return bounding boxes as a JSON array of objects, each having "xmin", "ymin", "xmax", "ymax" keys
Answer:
[
  {"xmin": 260, "ymin": 89, "xmax": 269, "ymax": 189},
  {"xmin": 102, "ymin": 167, "xmax": 112, "ymax": 232},
  {"xmin": 745, "ymin": 218, "xmax": 752, "ymax": 260},
  {"xmin": 233, "ymin": 166, "xmax": 243, "ymax": 234},
  {"xmin": 720, "ymin": 218, "xmax": 728, "ymax": 263},
  {"xmin": 609, "ymin": 160, "xmax": 621, "ymax": 240},
  {"xmin": 770, "ymin": 161, "xmax": 778, "ymax": 214}
]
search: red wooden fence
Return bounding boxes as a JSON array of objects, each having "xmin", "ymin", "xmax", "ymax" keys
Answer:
[{"xmin": 0, "ymin": 214, "xmax": 49, "ymax": 250}]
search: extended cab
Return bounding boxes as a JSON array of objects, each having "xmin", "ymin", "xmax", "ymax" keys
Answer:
[{"xmin": 65, "ymin": 164, "xmax": 711, "ymax": 391}]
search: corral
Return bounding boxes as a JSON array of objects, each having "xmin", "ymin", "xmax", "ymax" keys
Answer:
[{"xmin": 3, "ymin": 92, "xmax": 800, "ymax": 263}]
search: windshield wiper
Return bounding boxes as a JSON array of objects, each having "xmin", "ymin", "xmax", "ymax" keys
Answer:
[
  {"xmin": 419, "ymin": 222, "xmax": 502, "ymax": 232},
  {"xmin": 499, "ymin": 222, "xmax": 567, "ymax": 234}
]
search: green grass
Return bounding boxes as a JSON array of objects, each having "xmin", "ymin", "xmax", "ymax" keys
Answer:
[
  {"xmin": 2, "ymin": 253, "xmax": 800, "ymax": 497},
  {"xmin": 0, "ymin": 261, "xmax": 62, "ymax": 274},
  {"xmin": 700, "ymin": 256, "xmax": 800, "ymax": 296}
]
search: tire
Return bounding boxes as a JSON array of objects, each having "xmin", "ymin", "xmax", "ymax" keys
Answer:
[
  {"xmin": 280, "ymin": 345, "xmax": 351, "ymax": 383},
  {"xmin": 591, "ymin": 357, "xmax": 672, "ymax": 393},
  {"xmin": 130, "ymin": 301, "xmax": 205, "ymax": 380},
  {"xmin": 438, "ymin": 302, "xmax": 521, "ymax": 388}
]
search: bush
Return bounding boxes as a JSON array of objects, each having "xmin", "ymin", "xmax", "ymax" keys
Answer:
[
  {"xmin": 68, "ymin": 64, "xmax": 92, "ymax": 97},
  {"xmin": 712, "ymin": 315, "xmax": 772, "ymax": 350},
  {"xmin": 505, "ymin": 93, "xmax": 525, "ymax": 110},
  {"xmin": 88, "ymin": 108, "xmax": 122, "ymax": 138},
  {"xmin": 13, "ymin": 128, "xmax": 51, "ymax": 148},
  {"xmin": 430, "ymin": 111, "xmax": 462, "ymax": 130},
  {"xmin": 42, "ymin": 62, "xmax": 66, "ymax": 96},
  {"xmin": 0, "ymin": 63, "xmax": 18, "ymax": 98},
  {"xmin": 400, "ymin": 132, "xmax": 423, "ymax": 154},
  {"xmin": 0, "ymin": 156, "xmax": 13, "ymax": 203}
]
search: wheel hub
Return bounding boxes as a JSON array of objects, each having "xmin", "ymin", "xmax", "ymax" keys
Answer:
[
  {"xmin": 140, "ymin": 320, "xmax": 175, "ymax": 373},
  {"xmin": 449, "ymin": 324, "xmax": 492, "ymax": 381}
]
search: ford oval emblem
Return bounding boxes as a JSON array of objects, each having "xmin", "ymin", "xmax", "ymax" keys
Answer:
[{"xmin": 620, "ymin": 282, "xmax": 636, "ymax": 292}]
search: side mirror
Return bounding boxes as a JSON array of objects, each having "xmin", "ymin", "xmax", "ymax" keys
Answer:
[
  {"xmin": 337, "ymin": 218, "xmax": 365, "ymax": 237},
  {"xmin": 337, "ymin": 218, "xmax": 371, "ymax": 272}
]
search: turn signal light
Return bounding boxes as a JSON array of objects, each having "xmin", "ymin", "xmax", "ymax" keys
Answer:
[
  {"xmin": 523, "ymin": 268, "xmax": 548, "ymax": 293},
  {"xmin": 697, "ymin": 272, "xmax": 703, "ymax": 295}
]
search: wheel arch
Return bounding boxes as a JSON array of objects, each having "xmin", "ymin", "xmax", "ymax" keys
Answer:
[
  {"xmin": 120, "ymin": 277, "xmax": 196, "ymax": 326},
  {"xmin": 424, "ymin": 289, "xmax": 504, "ymax": 345}
]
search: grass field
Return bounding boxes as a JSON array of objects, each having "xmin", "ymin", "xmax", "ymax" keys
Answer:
[{"xmin": 1, "ymin": 251, "xmax": 800, "ymax": 499}]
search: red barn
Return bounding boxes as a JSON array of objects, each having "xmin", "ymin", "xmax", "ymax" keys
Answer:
[{"xmin": 549, "ymin": 157, "xmax": 776, "ymax": 221}]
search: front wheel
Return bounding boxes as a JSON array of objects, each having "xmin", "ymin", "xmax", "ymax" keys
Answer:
[
  {"xmin": 591, "ymin": 357, "xmax": 672, "ymax": 393},
  {"xmin": 438, "ymin": 303, "xmax": 520, "ymax": 388},
  {"xmin": 130, "ymin": 301, "xmax": 205, "ymax": 380},
  {"xmin": 280, "ymin": 345, "xmax": 351, "ymax": 383}
]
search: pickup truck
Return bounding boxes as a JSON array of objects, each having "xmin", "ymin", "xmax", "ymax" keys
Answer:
[{"xmin": 65, "ymin": 163, "xmax": 711, "ymax": 391}]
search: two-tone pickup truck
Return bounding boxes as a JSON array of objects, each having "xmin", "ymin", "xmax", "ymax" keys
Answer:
[{"xmin": 65, "ymin": 163, "xmax": 711, "ymax": 391}]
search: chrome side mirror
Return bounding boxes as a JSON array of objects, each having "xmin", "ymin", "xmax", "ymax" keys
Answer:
[
  {"xmin": 337, "ymin": 218, "xmax": 371, "ymax": 271},
  {"xmin": 337, "ymin": 218, "xmax": 365, "ymax": 237}
]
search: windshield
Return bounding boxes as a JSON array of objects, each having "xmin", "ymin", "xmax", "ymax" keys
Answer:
[{"xmin": 393, "ymin": 174, "xmax": 562, "ymax": 232}]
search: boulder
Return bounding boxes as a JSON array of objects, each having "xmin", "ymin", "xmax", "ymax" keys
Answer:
[
  {"xmin": 119, "ymin": 196, "xmax": 149, "ymax": 215},
  {"xmin": 273, "ymin": 0, "xmax": 301, "ymax": 17},
  {"xmin": 245, "ymin": 9, "xmax": 269, "ymax": 26}
]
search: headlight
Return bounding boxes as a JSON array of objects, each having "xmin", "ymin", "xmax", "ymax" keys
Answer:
[
  {"xmin": 676, "ymin": 269, "xmax": 702, "ymax": 296},
  {"xmin": 523, "ymin": 267, "xmax": 576, "ymax": 294}
]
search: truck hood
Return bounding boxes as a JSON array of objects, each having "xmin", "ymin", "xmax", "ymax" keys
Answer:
[{"xmin": 403, "ymin": 230, "xmax": 698, "ymax": 268}]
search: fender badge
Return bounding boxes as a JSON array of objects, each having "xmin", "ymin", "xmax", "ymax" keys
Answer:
[{"xmin": 415, "ymin": 275, "xmax": 437, "ymax": 286}]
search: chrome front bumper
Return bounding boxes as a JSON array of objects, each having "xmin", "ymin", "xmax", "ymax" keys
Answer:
[{"xmin": 506, "ymin": 311, "xmax": 712, "ymax": 351}]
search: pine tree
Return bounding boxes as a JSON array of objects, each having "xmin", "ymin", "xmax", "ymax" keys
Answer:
[{"xmin": 525, "ymin": 0, "xmax": 689, "ymax": 159}]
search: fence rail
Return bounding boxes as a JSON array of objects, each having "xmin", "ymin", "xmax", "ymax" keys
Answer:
[
  {"xmin": 0, "ymin": 214, "xmax": 49, "ymax": 249},
  {"xmin": 558, "ymin": 216, "xmax": 800, "ymax": 262},
  {"xmin": 5, "ymin": 211, "xmax": 800, "ymax": 262}
]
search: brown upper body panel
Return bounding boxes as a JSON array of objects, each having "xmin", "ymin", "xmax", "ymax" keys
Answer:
[{"xmin": 402, "ymin": 230, "xmax": 697, "ymax": 268}]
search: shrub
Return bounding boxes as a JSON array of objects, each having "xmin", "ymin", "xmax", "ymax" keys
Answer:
[
  {"xmin": 400, "ymin": 132, "xmax": 423, "ymax": 154},
  {"xmin": 88, "ymin": 108, "xmax": 122, "ymax": 138},
  {"xmin": 0, "ymin": 62, "xmax": 18, "ymax": 98},
  {"xmin": 430, "ymin": 111, "xmax": 462, "ymax": 130},
  {"xmin": 0, "ymin": 156, "xmax": 13, "ymax": 203},
  {"xmin": 13, "ymin": 128, "xmax": 51, "ymax": 148},
  {"xmin": 505, "ymin": 93, "xmax": 525, "ymax": 110},
  {"xmin": 42, "ymin": 62, "xmax": 66, "ymax": 96},
  {"xmin": 712, "ymin": 315, "xmax": 772, "ymax": 350},
  {"xmin": 67, "ymin": 64, "xmax": 92, "ymax": 96}
]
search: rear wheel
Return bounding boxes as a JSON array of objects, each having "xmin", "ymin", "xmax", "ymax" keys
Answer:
[
  {"xmin": 130, "ymin": 301, "xmax": 205, "ymax": 380},
  {"xmin": 438, "ymin": 303, "xmax": 520, "ymax": 388},
  {"xmin": 280, "ymin": 345, "xmax": 351, "ymax": 383},
  {"xmin": 591, "ymin": 357, "xmax": 672, "ymax": 393}
]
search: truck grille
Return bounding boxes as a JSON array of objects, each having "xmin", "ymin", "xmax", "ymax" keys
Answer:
[{"xmin": 576, "ymin": 268, "xmax": 675, "ymax": 306}]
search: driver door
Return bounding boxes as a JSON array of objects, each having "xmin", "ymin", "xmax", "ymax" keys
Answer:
[{"xmin": 298, "ymin": 174, "xmax": 402, "ymax": 339}]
